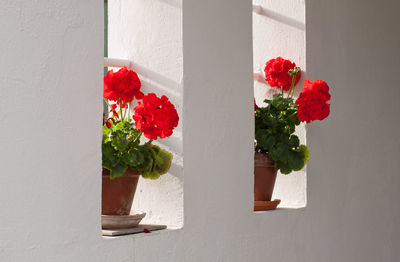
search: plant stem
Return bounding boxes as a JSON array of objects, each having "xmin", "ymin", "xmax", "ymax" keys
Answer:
[
  {"xmin": 119, "ymin": 99, "xmax": 124, "ymax": 121},
  {"xmin": 104, "ymin": 98, "xmax": 111, "ymax": 109},
  {"xmin": 132, "ymin": 132, "xmax": 142, "ymax": 143},
  {"xmin": 288, "ymin": 74, "xmax": 296, "ymax": 98},
  {"xmin": 123, "ymin": 101, "xmax": 129, "ymax": 120},
  {"xmin": 284, "ymin": 111, "xmax": 297, "ymax": 121}
]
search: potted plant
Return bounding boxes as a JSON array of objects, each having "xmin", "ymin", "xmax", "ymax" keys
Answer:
[
  {"xmin": 102, "ymin": 67, "xmax": 179, "ymax": 227},
  {"xmin": 254, "ymin": 57, "xmax": 331, "ymax": 210}
]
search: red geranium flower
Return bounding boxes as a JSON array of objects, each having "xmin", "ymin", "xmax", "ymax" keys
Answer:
[
  {"xmin": 110, "ymin": 103, "xmax": 119, "ymax": 118},
  {"xmin": 295, "ymin": 79, "xmax": 331, "ymax": 123},
  {"xmin": 132, "ymin": 93, "xmax": 179, "ymax": 139},
  {"xmin": 264, "ymin": 57, "xmax": 301, "ymax": 91},
  {"xmin": 103, "ymin": 67, "xmax": 144, "ymax": 103},
  {"xmin": 254, "ymin": 99, "xmax": 259, "ymax": 116}
]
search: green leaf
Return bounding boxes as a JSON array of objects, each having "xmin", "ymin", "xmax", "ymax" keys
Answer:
[
  {"xmin": 255, "ymin": 93, "xmax": 305, "ymax": 174},
  {"xmin": 102, "ymin": 118, "xmax": 174, "ymax": 180},
  {"xmin": 142, "ymin": 170, "xmax": 160, "ymax": 180},
  {"xmin": 275, "ymin": 142, "xmax": 288, "ymax": 160},
  {"xmin": 288, "ymin": 150, "xmax": 305, "ymax": 171},
  {"xmin": 152, "ymin": 145, "xmax": 173, "ymax": 175},
  {"xmin": 102, "ymin": 141, "xmax": 115, "ymax": 170},
  {"xmin": 288, "ymin": 135, "xmax": 300, "ymax": 148},
  {"xmin": 103, "ymin": 125, "xmax": 111, "ymax": 141},
  {"xmin": 280, "ymin": 165, "xmax": 292, "ymax": 175},
  {"xmin": 110, "ymin": 164, "xmax": 127, "ymax": 180},
  {"xmin": 300, "ymin": 144, "xmax": 310, "ymax": 166}
]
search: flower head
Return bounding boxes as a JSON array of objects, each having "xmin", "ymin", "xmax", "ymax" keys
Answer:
[
  {"xmin": 264, "ymin": 57, "xmax": 301, "ymax": 91},
  {"xmin": 103, "ymin": 67, "xmax": 143, "ymax": 103},
  {"xmin": 295, "ymin": 79, "xmax": 331, "ymax": 123},
  {"xmin": 132, "ymin": 93, "xmax": 179, "ymax": 139}
]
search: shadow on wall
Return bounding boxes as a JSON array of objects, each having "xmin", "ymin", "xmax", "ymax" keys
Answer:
[
  {"xmin": 158, "ymin": 0, "xmax": 181, "ymax": 9},
  {"xmin": 131, "ymin": 62, "xmax": 182, "ymax": 101},
  {"xmin": 254, "ymin": 6, "xmax": 305, "ymax": 31}
]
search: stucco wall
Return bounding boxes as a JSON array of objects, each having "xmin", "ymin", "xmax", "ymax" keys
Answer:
[
  {"xmin": 0, "ymin": 0, "xmax": 107, "ymax": 260},
  {"xmin": 108, "ymin": 0, "xmax": 184, "ymax": 228},
  {"xmin": 1, "ymin": 0, "xmax": 399, "ymax": 261},
  {"xmin": 305, "ymin": 0, "xmax": 400, "ymax": 260}
]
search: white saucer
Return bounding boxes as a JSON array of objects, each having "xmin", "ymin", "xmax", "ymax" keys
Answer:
[{"xmin": 101, "ymin": 211, "xmax": 146, "ymax": 229}]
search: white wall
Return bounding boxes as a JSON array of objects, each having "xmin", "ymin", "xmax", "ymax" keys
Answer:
[
  {"xmin": 1, "ymin": 0, "xmax": 399, "ymax": 261},
  {"xmin": 0, "ymin": 0, "xmax": 108, "ymax": 260},
  {"xmin": 253, "ymin": 0, "xmax": 307, "ymax": 208},
  {"xmin": 108, "ymin": 0, "xmax": 184, "ymax": 228},
  {"xmin": 305, "ymin": 0, "xmax": 400, "ymax": 260}
]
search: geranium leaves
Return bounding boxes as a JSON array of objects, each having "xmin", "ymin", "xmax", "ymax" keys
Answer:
[
  {"xmin": 109, "ymin": 164, "xmax": 128, "ymax": 180},
  {"xmin": 288, "ymin": 135, "xmax": 300, "ymax": 148},
  {"xmin": 142, "ymin": 145, "xmax": 173, "ymax": 180},
  {"xmin": 255, "ymin": 94, "xmax": 309, "ymax": 174},
  {"xmin": 102, "ymin": 119, "xmax": 173, "ymax": 179}
]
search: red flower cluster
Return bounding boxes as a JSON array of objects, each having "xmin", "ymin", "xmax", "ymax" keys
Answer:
[
  {"xmin": 104, "ymin": 67, "xmax": 143, "ymax": 103},
  {"xmin": 264, "ymin": 57, "xmax": 301, "ymax": 91},
  {"xmin": 132, "ymin": 93, "xmax": 179, "ymax": 139},
  {"xmin": 295, "ymin": 79, "xmax": 331, "ymax": 123}
]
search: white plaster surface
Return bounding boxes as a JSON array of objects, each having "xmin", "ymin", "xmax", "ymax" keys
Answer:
[
  {"xmin": 305, "ymin": 0, "xmax": 400, "ymax": 260},
  {"xmin": 108, "ymin": 0, "xmax": 184, "ymax": 228},
  {"xmin": 0, "ymin": 0, "xmax": 399, "ymax": 262},
  {"xmin": 253, "ymin": 0, "xmax": 307, "ymax": 208}
]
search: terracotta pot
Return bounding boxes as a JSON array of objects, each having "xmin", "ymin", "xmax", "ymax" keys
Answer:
[
  {"xmin": 102, "ymin": 168, "xmax": 140, "ymax": 215},
  {"xmin": 254, "ymin": 153, "xmax": 277, "ymax": 201}
]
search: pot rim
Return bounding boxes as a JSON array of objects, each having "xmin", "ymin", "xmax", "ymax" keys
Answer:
[
  {"xmin": 102, "ymin": 168, "xmax": 141, "ymax": 177},
  {"xmin": 254, "ymin": 152, "xmax": 275, "ymax": 167}
]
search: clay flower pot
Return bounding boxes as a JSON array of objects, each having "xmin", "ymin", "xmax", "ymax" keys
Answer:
[
  {"xmin": 102, "ymin": 168, "xmax": 140, "ymax": 215},
  {"xmin": 254, "ymin": 153, "xmax": 277, "ymax": 201}
]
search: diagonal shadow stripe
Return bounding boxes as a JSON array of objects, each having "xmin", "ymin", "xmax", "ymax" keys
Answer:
[{"xmin": 255, "ymin": 6, "xmax": 305, "ymax": 31}]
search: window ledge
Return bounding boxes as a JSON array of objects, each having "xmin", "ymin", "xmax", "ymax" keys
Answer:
[{"xmin": 102, "ymin": 224, "xmax": 166, "ymax": 237}]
